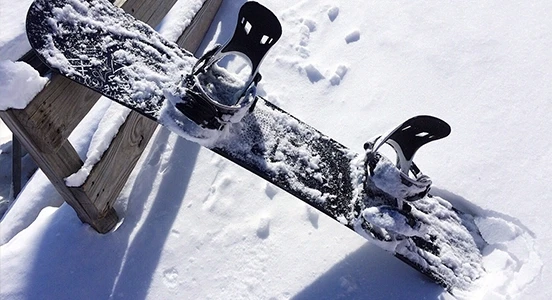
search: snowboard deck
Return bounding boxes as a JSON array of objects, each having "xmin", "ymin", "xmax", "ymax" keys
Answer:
[{"xmin": 26, "ymin": 0, "xmax": 485, "ymax": 292}]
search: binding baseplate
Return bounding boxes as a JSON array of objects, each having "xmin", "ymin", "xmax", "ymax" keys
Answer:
[{"xmin": 176, "ymin": 1, "xmax": 282, "ymax": 130}]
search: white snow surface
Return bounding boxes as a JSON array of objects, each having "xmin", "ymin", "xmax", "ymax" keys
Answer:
[
  {"xmin": 0, "ymin": 60, "xmax": 48, "ymax": 110},
  {"xmin": 1, "ymin": 0, "xmax": 551, "ymax": 299},
  {"xmin": 0, "ymin": 0, "xmax": 35, "ymax": 61},
  {"xmin": 64, "ymin": 104, "xmax": 131, "ymax": 187}
]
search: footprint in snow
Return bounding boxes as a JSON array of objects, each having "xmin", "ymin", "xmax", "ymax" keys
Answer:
[
  {"xmin": 302, "ymin": 18, "xmax": 317, "ymax": 32},
  {"xmin": 265, "ymin": 183, "xmax": 278, "ymax": 199},
  {"xmin": 298, "ymin": 18, "xmax": 316, "ymax": 47},
  {"xmin": 256, "ymin": 216, "xmax": 271, "ymax": 239},
  {"xmin": 202, "ymin": 175, "xmax": 233, "ymax": 211},
  {"xmin": 162, "ymin": 267, "xmax": 179, "ymax": 288},
  {"xmin": 306, "ymin": 206, "xmax": 319, "ymax": 229},
  {"xmin": 327, "ymin": 6, "xmax": 339, "ymax": 22},
  {"xmin": 303, "ymin": 63, "xmax": 324, "ymax": 83},
  {"xmin": 329, "ymin": 65, "xmax": 349, "ymax": 86},
  {"xmin": 301, "ymin": 63, "xmax": 348, "ymax": 86},
  {"xmin": 293, "ymin": 17, "xmax": 317, "ymax": 56},
  {"xmin": 472, "ymin": 215, "xmax": 543, "ymax": 297},
  {"xmin": 170, "ymin": 229, "xmax": 180, "ymax": 238},
  {"xmin": 345, "ymin": 30, "xmax": 360, "ymax": 44}
]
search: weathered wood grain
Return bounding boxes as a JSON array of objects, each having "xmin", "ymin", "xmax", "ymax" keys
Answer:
[
  {"xmin": 17, "ymin": 75, "xmax": 102, "ymax": 152},
  {"xmin": 0, "ymin": 109, "xmax": 90, "ymax": 220},
  {"xmin": 2, "ymin": 108, "xmax": 119, "ymax": 232},
  {"xmin": 121, "ymin": 0, "xmax": 178, "ymax": 28},
  {"xmin": 176, "ymin": 0, "xmax": 222, "ymax": 49},
  {"xmin": 82, "ymin": 112, "xmax": 157, "ymax": 210}
]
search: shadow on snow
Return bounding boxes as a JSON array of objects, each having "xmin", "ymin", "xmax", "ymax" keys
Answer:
[{"xmin": 24, "ymin": 128, "xmax": 200, "ymax": 299}]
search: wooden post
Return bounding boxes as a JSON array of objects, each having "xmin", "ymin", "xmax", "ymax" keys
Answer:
[
  {"xmin": 12, "ymin": 134, "xmax": 22, "ymax": 197},
  {"xmin": 0, "ymin": 0, "xmax": 222, "ymax": 233}
]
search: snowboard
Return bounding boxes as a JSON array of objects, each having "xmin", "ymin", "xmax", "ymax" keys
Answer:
[{"xmin": 26, "ymin": 0, "xmax": 485, "ymax": 292}]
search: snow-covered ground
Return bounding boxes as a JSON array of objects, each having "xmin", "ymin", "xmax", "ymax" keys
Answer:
[{"xmin": 1, "ymin": 0, "xmax": 551, "ymax": 299}]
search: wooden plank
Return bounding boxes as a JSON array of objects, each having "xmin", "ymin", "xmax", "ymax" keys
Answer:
[
  {"xmin": 176, "ymin": 0, "xmax": 222, "ymax": 49},
  {"xmin": 0, "ymin": 111, "xmax": 82, "ymax": 185},
  {"xmin": 3, "ymin": 108, "xmax": 119, "ymax": 232},
  {"xmin": 0, "ymin": 110, "xmax": 91, "ymax": 220},
  {"xmin": 122, "ymin": 0, "xmax": 178, "ymax": 28},
  {"xmin": 81, "ymin": 112, "xmax": 157, "ymax": 209},
  {"xmin": 82, "ymin": 0, "xmax": 223, "ymax": 212},
  {"xmin": 16, "ymin": 76, "xmax": 102, "ymax": 152}
]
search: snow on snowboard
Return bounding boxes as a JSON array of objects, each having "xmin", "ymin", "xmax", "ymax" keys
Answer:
[{"xmin": 26, "ymin": 0, "xmax": 485, "ymax": 292}]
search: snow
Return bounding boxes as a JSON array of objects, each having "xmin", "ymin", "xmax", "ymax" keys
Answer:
[
  {"xmin": 156, "ymin": 0, "xmax": 204, "ymax": 41},
  {"xmin": 1, "ymin": 0, "xmax": 552, "ymax": 299},
  {"xmin": 64, "ymin": 104, "xmax": 130, "ymax": 187},
  {"xmin": 0, "ymin": 61, "xmax": 48, "ymax": 110},
  {"xmin": 0, "ymin": 0, "xmax": 35, "ymax": 61}
]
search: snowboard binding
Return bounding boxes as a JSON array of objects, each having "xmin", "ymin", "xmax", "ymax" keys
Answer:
[
  {"xmin": 364, "ymin": 116, "xmax": 451, "ymax": 203},
  {"xmin": 177, "ymin": 1, "xmax": 282, "ymax": 130}
]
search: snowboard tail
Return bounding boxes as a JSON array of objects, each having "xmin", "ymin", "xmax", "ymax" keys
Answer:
[{"xmin": 26, "ymin": 0, "xmax": 485, "ymax": 292}]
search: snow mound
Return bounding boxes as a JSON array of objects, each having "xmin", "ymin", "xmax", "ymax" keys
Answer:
[
  {"xmin": 468, "ymin": 216, "xmax": 543, "ymax": 299},
  {"xmin": 0, "ymin": 60, "xmax": 48, "ymax": 110}
]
